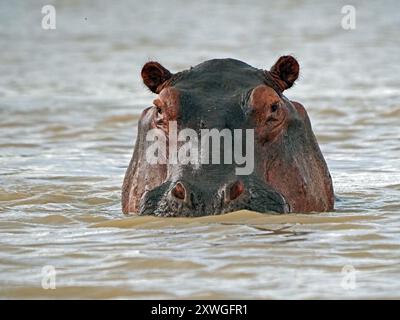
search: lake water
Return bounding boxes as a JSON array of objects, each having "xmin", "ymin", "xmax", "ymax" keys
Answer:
[{"xmin": 0, "ymin": 0, "xmax": 399, "ymax": 299}]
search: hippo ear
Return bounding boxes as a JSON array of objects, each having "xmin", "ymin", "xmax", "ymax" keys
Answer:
[
  {"xmin": 141, "ymin": 61, "xmax": 172, "ymax": 93},
  {"xmin": 269, "ymin": 55, "xmax": 299, "ymax": 91}
]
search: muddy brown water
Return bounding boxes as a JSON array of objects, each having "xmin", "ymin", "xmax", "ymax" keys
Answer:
[{"xmin": 0, "ymin": 0, "xmax": 399, "ymax": 299}]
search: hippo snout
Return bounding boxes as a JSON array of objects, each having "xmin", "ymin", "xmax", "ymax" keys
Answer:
[
  {"xmin": 139, "ymin": 180, "xmax": 204, "ymax": 217},
  {"xmin": 139, "ymin": 177, "xmax": 289, "ymax": 217}
]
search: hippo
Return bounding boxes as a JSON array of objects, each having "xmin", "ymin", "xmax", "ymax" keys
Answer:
[{"xmin": 122, "ymin": 56, "xmax": 334, "ymax": 216}]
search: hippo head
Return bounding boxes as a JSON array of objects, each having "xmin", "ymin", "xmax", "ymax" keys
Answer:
[{"xmin": 122, "ymin": 56, "xmax": 334, "ymax": 216}]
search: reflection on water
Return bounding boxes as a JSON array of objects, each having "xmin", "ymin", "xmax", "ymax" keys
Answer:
[{"xmin": 0, "ymin": 0, "xmax": 400, "ymax": 299}]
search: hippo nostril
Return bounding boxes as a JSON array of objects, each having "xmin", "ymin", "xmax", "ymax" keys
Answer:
[
  {"xmin": 171, "ymin": 182, "xmax": 186, "ymax": 201},
  {"xmin": 230, "ymin": 180, "xmax": 245, "ymax": 201},
  {"xmin": 225, "ymin": 180, "xmax": 245, "ymax": 202}
]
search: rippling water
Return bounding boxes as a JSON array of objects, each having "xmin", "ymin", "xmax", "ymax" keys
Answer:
[{"xmin": 1, "ymin": 0, "xmax": 399, "ymax": 299}]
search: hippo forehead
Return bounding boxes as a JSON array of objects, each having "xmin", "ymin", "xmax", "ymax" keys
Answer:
[
  {"xmin": 173, "ymin": 59, "xmax": 268, "ymax": 92},
  {"xmin": 165, "ymin": 59, "xmax": 278, "ymax": 128}
]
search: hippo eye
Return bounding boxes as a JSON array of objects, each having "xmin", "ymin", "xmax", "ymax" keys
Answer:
[{"xmin": 271, "ymin": 103, "xmax": 279, "ymax": 112}]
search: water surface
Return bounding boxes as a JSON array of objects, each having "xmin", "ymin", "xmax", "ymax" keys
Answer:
[{"xmin": 0, "ymin": 0, "xmax": 399, "ymax": 299}]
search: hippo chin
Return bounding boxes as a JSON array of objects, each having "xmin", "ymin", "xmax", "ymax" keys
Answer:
[{"xmin": 122, "ymin": 56, "xmax": 334, "ymax": 216}]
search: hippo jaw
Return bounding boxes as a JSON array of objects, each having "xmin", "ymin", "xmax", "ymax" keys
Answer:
[{"xmin": 122, "ymin": 56, "xmax": 334, "ymax": 216}]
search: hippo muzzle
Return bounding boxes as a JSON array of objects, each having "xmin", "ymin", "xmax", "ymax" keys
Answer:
[{"xmin": 139, "ymin": 174, "xmax": 289, "ymax": 217}]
